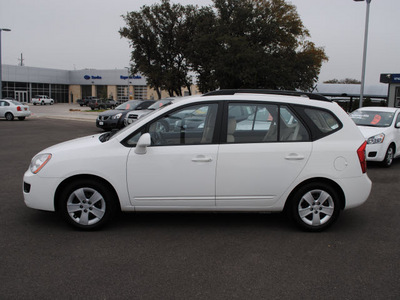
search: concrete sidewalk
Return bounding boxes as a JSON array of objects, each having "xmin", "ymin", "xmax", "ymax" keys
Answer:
[{"xmin": 28, "ymin": 103, "xmax": 99, "ymax": 122}]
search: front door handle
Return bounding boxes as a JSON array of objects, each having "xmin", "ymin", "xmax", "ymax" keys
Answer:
[
  {"xmin": 285, "ymin": 153, "xmax": 305, "ymax": 161},
  {"xmin": 192, "ymin": 155, "xmax": 213, "ymax": 162}
]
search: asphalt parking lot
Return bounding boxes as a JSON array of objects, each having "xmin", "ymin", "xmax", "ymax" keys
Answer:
[{"xmin": 1, "ymin": 107, "xmax": 400, "ymax": 299}]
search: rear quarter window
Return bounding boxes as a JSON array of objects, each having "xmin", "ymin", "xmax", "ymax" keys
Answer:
[{"xmin": 299, "ymin": 107, "xmax": 342, "ymax": 140}]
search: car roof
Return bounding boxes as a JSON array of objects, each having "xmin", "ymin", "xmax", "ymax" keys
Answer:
[{"xmin": 356, "ymin": 107, "xmax": 399, "ymax": 113}]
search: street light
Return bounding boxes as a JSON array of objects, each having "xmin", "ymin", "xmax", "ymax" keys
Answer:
[
  {"xmin": 354, "ymin": 0, "xmax": 372, "ymax": 108},
  {"xmin": 0, "ymin": 28, "xmax": 11, "ymax": 99},
  {"xmin": 125, "ymin": 66, "xmax": 130, "ymax": 100}
]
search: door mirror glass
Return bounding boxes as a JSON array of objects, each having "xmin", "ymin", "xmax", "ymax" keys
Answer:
[{"xmin": 134, "ymin": 133, "xmax": 151, "ymax": 154}]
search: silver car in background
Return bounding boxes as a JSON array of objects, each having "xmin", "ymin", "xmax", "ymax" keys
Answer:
[{"xmin": 124, "ymin": 98, "xmax": 173, "ymax": 126}]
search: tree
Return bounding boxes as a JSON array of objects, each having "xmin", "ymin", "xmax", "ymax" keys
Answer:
[
  {"xmin": 323, "ymin": 78, "xmax": 361, "ymax": 84},
  {"xmin": 120, "ymin": 0, "xmax": 194, "ymax": 98},
  {"xmin": 120, "ymin": 0, "xmax": 328, "ymax": 96},
  {"xmin": 188, "ymin": 0, "xmax": 328, "ymax": 92}
]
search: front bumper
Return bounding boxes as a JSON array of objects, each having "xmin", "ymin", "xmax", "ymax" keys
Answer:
[
  {"xmin": 96, "ymin": 118, "xmax": 122, "ymax": 130},
  {"xmin": 23, "ymin": 170, "xmax": 61, "ymax": 211},
  {"xmin": 365, "ymin": 143, "xmax": 386, "ymax": 162}
]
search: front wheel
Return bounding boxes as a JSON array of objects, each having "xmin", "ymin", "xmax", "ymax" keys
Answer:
[
  {"xmin": 289, "ymin": 182, "xmax": 341, "ymax": 232},
  {"xmin": 58, "ymin": 179, "xmax": 118, "ymax": 230},
  {"xmin": 18, "ymin": 117, "xmax": 26, "ymax": 121},
  {"xmin": 381, "ymin": 145, "xmax": 394, "ymax": 168}
]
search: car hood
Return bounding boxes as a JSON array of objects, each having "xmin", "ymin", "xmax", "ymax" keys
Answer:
[
  {"xmin": 357, "ymin": 125, "xmax": 389, "ymax": 138},
  {"xmin": 98, "ymin": 109, "xmax": 126, "ymax": 117},
  {"xmin": 128, "ymin": 109, "xmax": 151, "ymax": 116},
  {"xmin": 38, "ymin": 134, "xmax": 104, "ymax": 155}
]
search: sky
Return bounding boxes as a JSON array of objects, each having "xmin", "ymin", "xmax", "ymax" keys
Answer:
[{"xmin": 0, "ymin": 0, "xmax": 399, "ymax": 86}]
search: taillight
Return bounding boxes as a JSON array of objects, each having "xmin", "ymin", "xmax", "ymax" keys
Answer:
[
  {"xmin": 17, "ymin": 106, "xmax": 22, "ymax": 111},
  {"xmin": 357, "ymin": 141, "xmax": 367, "ymax": 173}
]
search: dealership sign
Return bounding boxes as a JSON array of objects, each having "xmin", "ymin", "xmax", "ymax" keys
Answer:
[
  {"xmin": 84, "ymin": 75, "xmax": 102, "ymax": 80},
  {"xmin": 380, "ymin": 73, "xmax": 400, "ymax": 84},
  {"xmin": 120, "ymin": 75, "xmax": 142, "ymax": 80}
]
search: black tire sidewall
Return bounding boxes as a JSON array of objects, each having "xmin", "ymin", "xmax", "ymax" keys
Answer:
[
  {"xmin": 5, "ymin": 113, "xmax": 14, "ymax": 121},
  {"xmin": 381, "ymin": 146, "xmax": 394, "ymax": 168},
  {"xmin": 58, "ymin": 179, "xmax": 117, "ymax": 230},
  {"xmin": 289, "ymin": 182, "xmax": 341, "ymax": 232}
]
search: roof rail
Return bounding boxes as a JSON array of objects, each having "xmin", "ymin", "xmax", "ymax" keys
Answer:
[{"xmin": 202, "ymin": 89, "xmax": 331, "ymax": 102}]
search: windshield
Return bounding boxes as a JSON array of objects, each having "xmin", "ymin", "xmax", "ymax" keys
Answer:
[
  {"xmin": 115, "ymin": 100, "xmax": 140, "ymax": 110},
  {"xmin": 148, "ymin": 99, "xmax": 172, "ymax": 110},
  {"xmin": 350, "ymin": 110, "xmax": 395, "ymax": 127},
  {"xmin": 103, "ymin": 109, "xmax": 161, "ymax": 142}
]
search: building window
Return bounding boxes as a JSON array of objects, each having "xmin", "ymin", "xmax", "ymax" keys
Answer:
[
  {"xmin": 134, "ymin": 86, "xmax": 147, "ymax": 100},
  {"xmin": 117, "ymin": 85, "xmax": 129, "ymax": 103}
]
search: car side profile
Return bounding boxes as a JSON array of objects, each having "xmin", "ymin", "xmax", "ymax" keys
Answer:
[
  {"xmin": 0, "ymin": 99, "xmax": 31, "ymax": 121},
  {"xmin": 23, "ymin": 90, "xmax": 371, "ymax": 231},
  {"xmin": 350, "ymin": 107, "xmax": 400, "ymax": 167}
]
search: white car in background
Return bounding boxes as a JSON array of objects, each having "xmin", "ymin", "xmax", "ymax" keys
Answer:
[
  {"xmin": 23, "ymin": 90, "xmax": 371, "ymax": 232},
  {"xmin": 350, "ymin": 107, "xmax": 400, "ymax": 167},
  {"xmin": 32, "ymin": 95, "xmax": 54, "ymax": 105},
  {"xmin": 0, "ymin": 99, "xmax": 31, "ymax": 121}
]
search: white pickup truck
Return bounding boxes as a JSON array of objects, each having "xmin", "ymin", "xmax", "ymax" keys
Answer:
[{"xmin": 32, "ymin": 95, "xmax": 54, "ymax": 105}]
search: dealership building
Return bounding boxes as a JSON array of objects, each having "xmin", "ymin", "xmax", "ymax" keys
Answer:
[
  {"xmin": 1, "ymin": 64, "xmax": 174, "ymax": 103},
  {"xmin": 2, "ymin": 64, "xmax": 400, "ymax": 108}
]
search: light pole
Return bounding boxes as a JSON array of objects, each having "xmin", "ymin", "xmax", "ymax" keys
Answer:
[
  {"xmin": 0, "ymin": 28, "xmax": 11, "ymax": 99},
  {"xmin": 125, "ymin": 66, "xmax": 130, "ymax": 100},
  {"xmin": 354, "ymin": 0, "xmax": 371, "ymax": 108}
]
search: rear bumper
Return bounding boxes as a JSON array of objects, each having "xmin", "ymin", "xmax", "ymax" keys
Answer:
[{"xmin": 336, "ymin": 174, "xmax": 372, "ymax": 209}]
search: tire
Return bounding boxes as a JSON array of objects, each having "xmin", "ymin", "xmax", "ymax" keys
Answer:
[
  {"xmin": 289, "ymin": 182, "xmax": 341, "ymax": 232},
  {"xmin": 58, "ymin": 179, "xmax": 118, "ymax": 230},
  {"xmin": 381, "ymin": 145, "xmax": 394, "ymax": 168},
  {"xmin": 33, "ymin": 103, "xmax": 37, "ymax": 106},
  {"xmin": 5, "ymin": 112, "xmax": 14, "ymax": 121},
  {"xmin": 18, "ymin": 117, "xmax": 26, "ymax": 121},
  {"xmin": 41, "ymin": 101, "xmax": 44, "ymax": 105}
]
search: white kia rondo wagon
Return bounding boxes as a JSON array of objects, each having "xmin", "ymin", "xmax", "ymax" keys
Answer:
[{"xmin": 23, "ymin": 90, "xmax": 372, "ymax": 231}]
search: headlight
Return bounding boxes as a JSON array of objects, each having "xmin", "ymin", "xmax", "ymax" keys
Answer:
[
  {"xmin": 367, "ymin": 133, "xmax": 385, "ymax": 144},
  {"xmin": 112, "ymin": 113, "xmax": 122, "ymax": 119},
  {"xmin": 30, "ymin": 153, "xmax": 52, "ymax": 174}
]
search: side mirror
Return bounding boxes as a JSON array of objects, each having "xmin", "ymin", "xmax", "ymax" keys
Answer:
[
  {"xmin": 396, "ymin": 122, "xmax": 400, "ymax": 128},
  {"xmin": 134, "ymin": 133, "xmax": 151, "ymax": 154}
]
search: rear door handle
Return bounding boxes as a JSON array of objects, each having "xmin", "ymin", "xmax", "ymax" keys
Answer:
[
  {"xmin": 192, "ymin": 155, "xmax": 212, "ymax": 162},
  {"xmin": 285, "ymin": 153, "xmax": 305, "ymax": 161}
]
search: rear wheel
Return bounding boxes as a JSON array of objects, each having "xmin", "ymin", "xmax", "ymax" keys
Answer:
[
  {"xmin": 289, "ymin": 182, "xmax": 341, "ymax": 232},
  {"xmin": 58, "ymin": 179, "xmax": 118, "ymax": 230},
  {"xmin": 5, "ymin": 112, "xmax": 14, "ymax": 121}
]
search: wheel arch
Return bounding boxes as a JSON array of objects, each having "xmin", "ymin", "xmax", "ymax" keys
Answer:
[
  {"xmin": 284, "ymin": 177, "xmax": 346, "ymax": 211},
  {"xmin": 54, "ymin": 174, "xmax": 121, "ymax": 212},
  {"xmin": 389, "ymin": 142, "xmax": 396, "ymax": 154}
]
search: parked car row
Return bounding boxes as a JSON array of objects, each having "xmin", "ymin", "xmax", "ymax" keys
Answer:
[
  {"xmin": 96, "ymin": 100, "xmax": 155, "ymax": 130},
  {"xmin": 77, "ymin": 96, "xmax": 98, "ymax": 107},
  {"xmin": 88, "ymin": 99, "xmax": 117, "ymax": 110}
]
